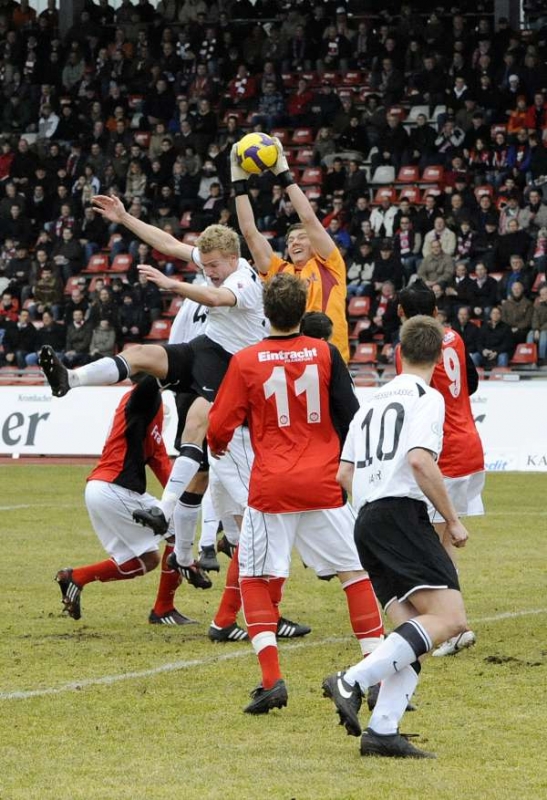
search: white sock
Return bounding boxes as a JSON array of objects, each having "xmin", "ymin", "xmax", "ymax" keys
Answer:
[
  {"xmin": 173, "ymin": 495, "xmax": 201, "ymax": 565},
  {"xmin": 368, "ymin": 665, "xmax": 420, "ymax": 735},
  {"xmin": 160, "ymin": 445, "xmax": 203, "ymax": 521},
  {"xmin": 221, "ymin": 515, "xmax": 240, "ymax": 545},
  {"xmin": 198, "ymin": 487, "xmax": 218, "ymax": 549},
  {"xmin": 69, "ymin": 356, "xmax": 129, "ymax": 387},
  {"xmin": 345, "ymin": 623, "xmax": 430, "ymax": 692}
]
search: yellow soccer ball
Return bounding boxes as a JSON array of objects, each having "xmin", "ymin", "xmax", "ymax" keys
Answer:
[{"xmin": 236, "ymin": 132, "xmax": 278, "ymax": 174}]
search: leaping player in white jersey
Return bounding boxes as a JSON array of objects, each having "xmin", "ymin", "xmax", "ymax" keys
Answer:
[
  {"xmin": 39, "ymin": 196, "xmax": 265, "ymax": 580},
  {"xmin": 166, "ymin": 278, "xmax": 222, "ymax": 573}
]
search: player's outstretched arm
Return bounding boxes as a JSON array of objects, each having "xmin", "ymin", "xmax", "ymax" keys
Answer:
[
  {"xmin": 270, "ymin": 138, "xmax": 335, "ymax": 261},
  {"xmin": 92, "ymin": 195, "xmax": 194, "ymax": 262},
  {"xmin": 138, "ymin": 265, "xmax": 236, "ymax": 307},
  {"xmin": 230, "ymin": 145, "xmax": 274, "ymax": 274},
  {"xmin": 408, "ymin": 448, "xmax": 468, "ymax": 548}
]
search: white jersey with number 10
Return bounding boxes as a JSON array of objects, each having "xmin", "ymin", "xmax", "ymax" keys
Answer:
[{"xmin": 342, "ymin": 373, "xmax": 445, "ymax": 512}]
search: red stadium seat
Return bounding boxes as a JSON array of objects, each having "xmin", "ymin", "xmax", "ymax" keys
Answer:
[
  {"xmin": 398, "ymin": 186, "xmax": 422, "ymax": 204},
  {"xmin": 182, "ymin": 231, "xmax": 200, "ymax": 246},
  {"xmin": 421, "ymin": 165, "xmax": 444, "ymax": 183},
  {"xmin": 165, "ymin": 297, "xmax": 184, "ymax": 318},
  {"xmin": 295, "ymin": 147, "xmax": 314, "ymax": 166},
  {"xmin": 396, "ymin": 166, "xmax": 420, "ymax": 184},
  {"xmin": 109, "ymin": 254, "xmax": 133, "ymax": 273},
  {"xmin": 322, "ymin": 71, "xmax": 340, "ymax": 85},
  {"xmin": 350, "ymin": 319, "xmax": 372, "ymax": 341},
  {"xmin": 348, "ymin": 296, "xmax": 371, "ymax": 318},
  {"xmin": 490, "ymin": 123, "xmax": 507, "ymax": 137},
  {"xmin": 271, "ymin": 128, "xmax": 289, "ymax": 145},
  {"xmin": 64, "ymin": 276, "xmax": 83, "ymax": 295},
  {"xmin": 373, "ymin": 187, "xmax": 397, "ymax": 205},
  {"xmin": 341, "ymin": 71, "xmax": 363, "ymax": 86},
  {"xmin": 82, "ymin": 253, "xmax": 109, "ymax": 273},
  {"xmin": 292, "ymin": 127, "xmax": 314, "ymax": 145},
  {"xmin": 300, "ymin": 167, "xmax": 323, "ymax": 186},
  {"xmin": 180, "ymin": 211, "xmax": 193, "ymax": 229},
  {"xmin": 144, "ymin": 319, "xmax": 172, "ymax": 341},
  {"xmin": 388, "ymin": 106, "xmax": 407, "ymax": 121},
  {"xmin": 133, "ymin": 131, "xmax": 151, "ymax": 148},
  {"xmin": 510, "ymin": 343, "xmax": 537, "ymax": 365},
  {"xmin": 474, "ymin": 184, "xmax": 494, "ymax": 202},
  {"xmin": 351, "ymin": 343, "xmax": 377, "ymax": 364},
  {"xmin": 532, "ymin": 272, "xmax": 546, "ymax": 293}
]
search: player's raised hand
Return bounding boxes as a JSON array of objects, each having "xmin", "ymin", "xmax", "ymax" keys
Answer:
[
  {"xmin": 137, "ymin": 264, "xmax": 176, "ymax": 291},
  {"xmin": 447, "ymin": 519, "xmax": 469, "ymax": 548},
  {"xmin": 269, "ymin": 136, "xmax": 290, "ymax": 176},
  {"xmin": 230, "ymin": 143, "xmax": 248, "ymax": 182},
  {"xmin": 92, "ymin": 194, "xmax": 126, "ymax": 223}
]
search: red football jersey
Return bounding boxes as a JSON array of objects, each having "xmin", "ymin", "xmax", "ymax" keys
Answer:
[
  {"xmin": 207, "ymin": 333, "xmax": 358, "ymax": 513},
  {"xmin": 88, "ymin": 378, "xmax": 172, "ymax": 493},
  {"xmin": 396, "ymin": 328, "xmax": 484, "ymax": 478}
]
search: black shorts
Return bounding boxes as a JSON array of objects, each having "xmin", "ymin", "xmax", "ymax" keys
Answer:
[
  {"xmin": 354, "ymin": 497, "xmax": 460, "ymax": 610},
  {"xmin": 162, "ymin": 335, "xmax": 232, "ymax": 403}
]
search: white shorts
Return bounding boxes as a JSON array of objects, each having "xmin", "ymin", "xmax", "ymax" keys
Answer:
[
  {"xmin": 85, "ymin": 480, "xmax": 169, "ymax": 564},
  {"xmin": 428, "ymin": 471, "xmax": 486, "ymax": 524},
  {"xmin": 239, "ymin": 503, "xmax": 363, "ymax": 579},
  {"xmin": 208, "ymin": 425, "xmax": 252, "ymax": 520}
]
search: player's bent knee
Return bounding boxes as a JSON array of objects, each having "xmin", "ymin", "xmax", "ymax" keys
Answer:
[{"xmin": 125, "ymin": 345, "xmax": 168, "ymax": 379}]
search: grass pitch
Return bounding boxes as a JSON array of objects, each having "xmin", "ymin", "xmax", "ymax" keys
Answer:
[{"xmin": 0, "ymin": 467, "xmax": 546, "ymax": 800}]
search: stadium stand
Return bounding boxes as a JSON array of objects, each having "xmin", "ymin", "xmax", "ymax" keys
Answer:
[{"xmin": 1, "ymin": 0, "xmax": 547, "ymax": 386}]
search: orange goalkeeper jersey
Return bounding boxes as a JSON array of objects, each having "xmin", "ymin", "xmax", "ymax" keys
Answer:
[{"xmin": 267, "ymin": 247, "xmax": 349, "ymax": 362}]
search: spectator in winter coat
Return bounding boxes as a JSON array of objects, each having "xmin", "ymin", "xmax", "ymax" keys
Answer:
[
  {"xmin": 2, "ymin": 309, "xmax": 37, "ymax": 368},
  {"xmin": 89, "ymin": 319, "xmax": 117, "ymax": 358},
  {"xmin": 527, "ymin": 285, "xmax": 547, "ymax": 362},
  {"xmin": 63, "ymin": 309, "xmax": 92, "ymax": 367},
  {"xmin": 500, "ymin": 282, "xmax": 533, "ymax": 345},
  {"xmin": 473, "ymin": 306, "xmax": 513, "ymax": 367},
  {"xmin": 417, "ymin": 240, "xmax": 455, "ymax": 288}
]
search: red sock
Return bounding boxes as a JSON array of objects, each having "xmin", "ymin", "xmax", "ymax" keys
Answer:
[
  {"xmin": 240, "ymin": 576, "xmax": 281, "ymax": 689},
  {"xmin": 213, "ymin": 547, "xmax": 242, "ymax": 628},
  {"xmin": 72, "ymin": 557, "xmax": 146, "ymax": 587},
  {"xmin": 267, "ymin": 577, "xmax": 285, "ymax": 623},
  {"xmin": 153, "ymin": 545, "xmax": 182, "ymax": 615},
  {"xmin": 343, "ymin": 577, "xmax": 384, "ymax": 653}
]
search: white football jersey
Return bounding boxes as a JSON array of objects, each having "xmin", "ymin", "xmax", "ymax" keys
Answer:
[
  {"xmin": 342, "ymin": 373, "xmax": 445, "ymax": 512},
  {"xmin": 168, "ymin": 276, "xmax": 209, "ymax": 345},
  {"xmin": 191, "ymin": 249, "xmax": 266, "ymax": 354}
]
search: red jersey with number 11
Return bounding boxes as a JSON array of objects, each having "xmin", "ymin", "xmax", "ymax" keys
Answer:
[
  {"xmin": 207, "ymin": 333, "xmax": 358, "ymax": 513},
  {"xmin": 396, "ymin": 328, "xmax": 484, "ymax": 478}
]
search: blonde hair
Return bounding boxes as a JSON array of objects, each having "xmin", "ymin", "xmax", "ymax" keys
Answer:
[
  {"xmin": 196, "ymin": 224, "xmax": 240, "ymax": 257},
  {"xmin": 400, "ymin": 315, "xmax": 444, "ymax": 366}
]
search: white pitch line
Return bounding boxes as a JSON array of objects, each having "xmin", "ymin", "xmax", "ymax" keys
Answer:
[{"xmin": 1, "ymin": 607, "xmax": 546, "ymax": 703}]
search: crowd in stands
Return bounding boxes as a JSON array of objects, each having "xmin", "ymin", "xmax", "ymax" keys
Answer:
[{"xmin": 1, "ymin": 0, "xmax": 547, "ymax": 372}]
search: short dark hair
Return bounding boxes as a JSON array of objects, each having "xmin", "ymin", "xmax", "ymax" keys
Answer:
[
  {"xmin": 398, "ymin": 280, "xmax": 436, "ymax": 318},
  {"xmin": 400, "ymin": 315, "xmax": 444, "ymax": 366},
  {"xmin": 300, "ymin": 311, "xmax": 333, "ymax": 340},
  {"xmin": 263, "ymin": 274, "xmax": 307, "ymax": 331}
]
